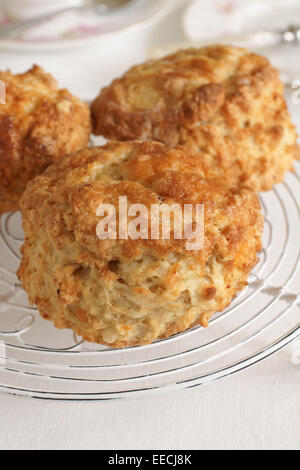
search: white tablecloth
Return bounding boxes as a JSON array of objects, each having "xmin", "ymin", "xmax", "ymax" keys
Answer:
[{"xmin": 0, "ymin": 0, "xmax": 299, "ymax": 450}]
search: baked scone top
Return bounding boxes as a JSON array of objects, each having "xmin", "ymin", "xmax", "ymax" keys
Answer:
[
  {"xmin": 0, "ymin": 65, "xmax": 91, "ymax": 213},
  {"xmin": 92, "ymin": 45, "xmax": 299, "ymax": 190},
  {"xmin": 92, "ymin": 45, "xmax": 284, "ymax": 138},
  {"xmin": 21, "ymin": 140, "xmax": 262, "ymax": 265}
]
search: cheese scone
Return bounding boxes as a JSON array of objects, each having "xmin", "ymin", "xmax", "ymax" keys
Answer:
[
  {"xmin": 18, "ymin": 141, "xmax": 263, "ymax": 348},
  {"xmin": 0, "ymin": 65, "xmax": 91, "ymax": 214},
  {"xmin": 92, "ymin": 45, "xmax": 299, "ymax": 191}
]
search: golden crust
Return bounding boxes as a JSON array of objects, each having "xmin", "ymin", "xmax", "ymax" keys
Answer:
[
  {"xmin": 0, "ymin": 65, "xmax": 92, "ymax": 214},
  {"xmin": 92, "ymin": 45, "xmax": 299, "ymax": 191},
  {"xmin": 18, "ymin": 141, "xmax": 263, "ymax": 348}
]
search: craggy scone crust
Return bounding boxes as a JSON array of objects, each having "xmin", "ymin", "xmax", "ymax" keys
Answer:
[
  {"xmin": 18, "ymin": 141, "xmax": 263, "ymax": 348},
  {"xmin": 92, "ymin": 45, "xmax": 299, "ymax": 191},
  {"xmin": 0, "ymin": 65, "xmax": 92, "ymax": 214}
]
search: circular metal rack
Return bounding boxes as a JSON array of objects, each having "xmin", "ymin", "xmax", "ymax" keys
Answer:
[{"xmin": 0, "ymin": 163, "xmax": 299, "ymax": 401}]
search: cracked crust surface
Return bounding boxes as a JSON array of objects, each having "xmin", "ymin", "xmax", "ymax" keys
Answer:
[
  {"xmin": 92, "ymin": 45, "xmax": 299, "ymax": 191},
  {"xmin": 0, "ymin": 65, "xmax": 92, "ymax": 214},
  {"xmin": 18, "ymin": 141, "xmax": 263, "ymax": 348}
]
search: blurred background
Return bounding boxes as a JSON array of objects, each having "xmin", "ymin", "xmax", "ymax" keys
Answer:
[
  {"xmin": 0, "ymin": 0, "xmax": 176, "ymax": 102},
  {"xmin": 1, "ymin": 0, "xmax": 300, "ymax": 87}
]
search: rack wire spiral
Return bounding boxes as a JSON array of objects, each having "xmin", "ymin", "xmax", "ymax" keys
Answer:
[{"xmin": 0, "ymin": 162, "xmax": 299, "ymax": 401}]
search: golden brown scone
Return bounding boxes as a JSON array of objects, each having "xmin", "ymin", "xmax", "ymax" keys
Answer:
[
  {"xmin": 18, "ymin": 141, "xmax": 263, "ymax": 348},
  {"xmin": 92, "ymin": 45, "xmax": 299, "ymax": 191},
  {"xmin": 0, "ymin": 65, "xmax": 92, "ymax": 214}
]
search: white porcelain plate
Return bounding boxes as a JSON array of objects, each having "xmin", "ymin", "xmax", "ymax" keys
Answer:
[
  {"xmin": 0, "ymin": 0, "xmax": 171, "ymax": 51},
  {"xmin": 183, "ymin": 0, "xmax": 300, "ymax": 42}
]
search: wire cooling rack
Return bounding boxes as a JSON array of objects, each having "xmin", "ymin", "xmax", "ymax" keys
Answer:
[{"xmin": 0, "ymin": 163, "xmax": 299, "ymax": 401}]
